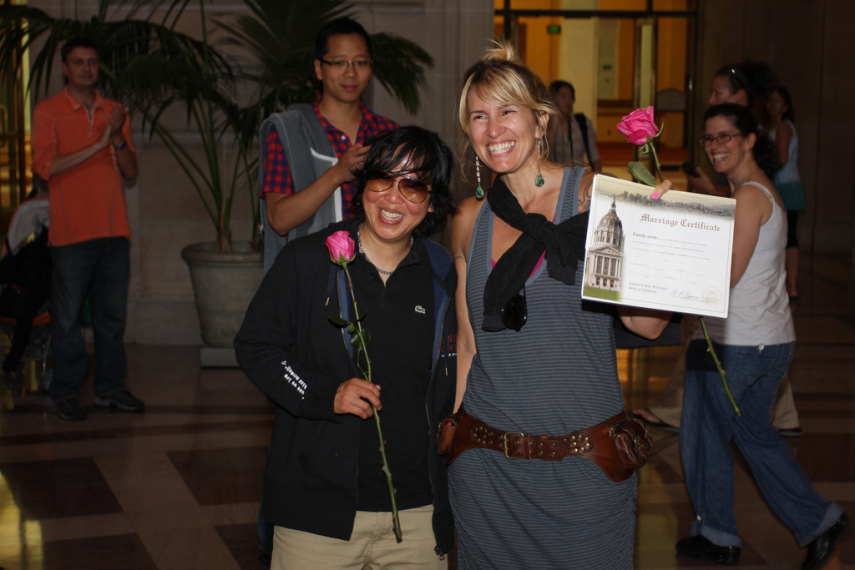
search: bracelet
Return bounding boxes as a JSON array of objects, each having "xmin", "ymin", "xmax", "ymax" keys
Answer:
[{"xmin": 113, "ymin": 140, "xmax": 127, "ymax": 150}]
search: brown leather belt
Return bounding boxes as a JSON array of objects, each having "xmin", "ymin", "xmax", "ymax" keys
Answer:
[{"xmin": 437, "ymin": 407, "xmax": 651, "ymax": 482}]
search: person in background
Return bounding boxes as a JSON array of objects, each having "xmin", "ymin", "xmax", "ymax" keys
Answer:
[
  {"xmin": 31, "ymin": 37, "xmax": 144, "ymax": 421},
  {"xmin": 235, "ymin": 126, "xmax": 457, "ymax": 570},
  {"xmin": 675, "ymin": 103, "xmax": 847, "ymax": 569},
  {"xmin": 766, "ymin": 85, "xmax": 807, "ymax": 305},
  {"xmin": 449, "ymin": 41, "xmax": 670, "ymax": 569},
  {"xmin": 688, "ymin": 61, "xmax": 777, "ymax": 197},
  {"xmin": 259, "ymin": 16, "xmax": 398, "ymax": 272},
  {"xmin": 547, "ymin": 79, "xmax": 602, "ymax": 172}
]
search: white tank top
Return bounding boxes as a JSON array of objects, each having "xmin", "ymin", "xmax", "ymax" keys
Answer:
[{"xmin": 694, "ymin": 181, "xmax": 795, "ymax": 346}]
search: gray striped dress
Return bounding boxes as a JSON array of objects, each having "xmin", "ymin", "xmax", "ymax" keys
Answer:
[{"xmin": 449, "ymin": 167, "xmax": 636, "ymax": 569}]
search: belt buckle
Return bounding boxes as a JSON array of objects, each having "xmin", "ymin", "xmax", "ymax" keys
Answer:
[{"xmin": 502, "ymin": 431, "xmax": 525, "ymax": 458}]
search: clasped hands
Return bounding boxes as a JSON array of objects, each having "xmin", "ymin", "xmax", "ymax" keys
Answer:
[{"xmin": 96, "ymin": 104, "xmax": 129, "ymax": 150}]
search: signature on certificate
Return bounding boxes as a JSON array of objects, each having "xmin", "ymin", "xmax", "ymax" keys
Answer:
[{"xmin": 670, "ymin": 287, "xmax": 721, "ymax": 305}]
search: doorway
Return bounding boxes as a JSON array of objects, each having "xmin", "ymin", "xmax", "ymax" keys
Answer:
[{"xmin": 493, "ymin": 0, "xmax": 699, "ymax": 182}]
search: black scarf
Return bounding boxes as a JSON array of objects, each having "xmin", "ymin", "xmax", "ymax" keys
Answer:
[{"xmin": 482, "ymin": 176, "xmax": 589, "ymax": 331}]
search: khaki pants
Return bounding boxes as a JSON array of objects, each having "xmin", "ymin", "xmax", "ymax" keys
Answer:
[
  {"xmin": 272, "ymin": 505, "xmax": 447, "ymax": 570},
  {"xmin": 649, "ymin": 316, "xmax": 800, "ymax": 429}
]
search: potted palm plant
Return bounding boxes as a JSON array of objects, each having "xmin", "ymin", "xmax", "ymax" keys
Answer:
[{"xmin": 0, "ymin": 0, "xmax": 433, "ymax": 349}]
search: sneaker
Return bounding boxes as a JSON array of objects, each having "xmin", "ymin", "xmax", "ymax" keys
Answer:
[
  {"xmin": 54, "ymin": 397, "xmax": 87, "ymax": 421},
  {"xmin": 94, "ymin": 389, "xmax": 145, "ymax": 413},
  {"xmin": 676, "ymin": 535, "xmax": 741, "ymax": 565}
]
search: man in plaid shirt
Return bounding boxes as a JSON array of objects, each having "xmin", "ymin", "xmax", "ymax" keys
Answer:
[{"xmin": 262, "ymin": 17, "xmax": 398, "ymax": 247}]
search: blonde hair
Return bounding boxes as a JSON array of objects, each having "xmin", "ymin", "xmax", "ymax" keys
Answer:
[{"xmin": 457, "ymin": 40, "xmax": 557, "ymax": 165}]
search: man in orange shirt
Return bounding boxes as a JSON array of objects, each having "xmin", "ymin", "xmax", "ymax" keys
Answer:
[{"xmin": 31, "ymin": 37, "xmax": 144, "ymax": 421}]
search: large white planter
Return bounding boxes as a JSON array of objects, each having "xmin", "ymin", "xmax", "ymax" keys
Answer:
[{"xmin": 181, "ymin": 241, "xmax": 264, "ymax": 348}]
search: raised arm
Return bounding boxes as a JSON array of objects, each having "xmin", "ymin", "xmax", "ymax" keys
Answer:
[{"xmin": 265, "ymin": 142, "xmax": 369, "ymax": 236}]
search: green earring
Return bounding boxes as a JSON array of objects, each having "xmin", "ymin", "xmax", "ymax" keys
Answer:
[
  {"xmin": 534, "ymin": 140, "xmax": 544, "ymax": 187},
  {"xmin": 475, "ymin": 156, "xmax": 485, "ymax": 199}
]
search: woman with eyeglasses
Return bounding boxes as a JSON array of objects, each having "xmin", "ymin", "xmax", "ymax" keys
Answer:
[
  {"xmin": 235, "ymin": 125, "xmax": 458, "ymax": 569},
  {"xmin": 675, "ymin": 103, "xmax": 847, "ymax": 568},
  {"xmin": 446, "ymin": 42, "xmax": 671, "ymax": 569},
  {"xmin": 688, "ymin": 61, "xmax": 777, "ymax": 197}
]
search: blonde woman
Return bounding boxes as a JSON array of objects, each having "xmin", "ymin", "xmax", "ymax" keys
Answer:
[{"xmin": 448, "ymin": 42, "xmax": 670, "ymax": 568}]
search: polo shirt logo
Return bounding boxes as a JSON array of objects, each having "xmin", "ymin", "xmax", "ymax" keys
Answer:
[{"xmin": 415, "ymin": 305, "xmax": 426, "ymax": 315}]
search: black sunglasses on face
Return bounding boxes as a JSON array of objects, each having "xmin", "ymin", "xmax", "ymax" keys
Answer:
[
  {"xmin": 364, "ymin": 169, "xmax": 431, "ymax": 204},
  {"xmin": 501, "ymin": 285, "xmax": 527, "ymax": 331}
]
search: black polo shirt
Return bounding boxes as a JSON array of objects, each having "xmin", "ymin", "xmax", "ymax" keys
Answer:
[{"xmin": 351, "ymin": 238, "xmax": 435, "ymax": 512}]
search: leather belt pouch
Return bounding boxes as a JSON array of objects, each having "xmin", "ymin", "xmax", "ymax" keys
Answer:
[{"xmin": 436, "ymin": 407, "xmax": 652, "ymax": 482}]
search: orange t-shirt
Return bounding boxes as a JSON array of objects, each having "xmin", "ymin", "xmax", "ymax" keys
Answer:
[{"xmin": 31, "ymin": 88, "xmax": 137, "ymax": 247}]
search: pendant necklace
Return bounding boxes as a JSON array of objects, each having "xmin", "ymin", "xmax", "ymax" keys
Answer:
[{"xmin": 357, "ymin": 225, "xmax": 412, "ymax": 276}]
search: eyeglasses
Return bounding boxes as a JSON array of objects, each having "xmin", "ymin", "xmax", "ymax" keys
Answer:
[
  {"xmin": 699, "ymin": 132, "xmax": 747, "ymax": 147},
  {"xmin": 501, "ymin": 286, "xmax": 527, "ymax": 331},
  {"xmin": 320, "ymin": 58, "xmax": 372, "ymax": 71},
  {"xmin": 364, "ymin": 169, "xmax": 431, "ymax": 204}
]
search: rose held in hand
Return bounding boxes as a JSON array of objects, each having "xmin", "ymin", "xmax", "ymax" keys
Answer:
[
  {"xmin": 617, "ymin": 106, "xmax": 660, "ymax": 146},
  {"xmin": 323, "ymin": 228, "xmax": 403, "ymax": 542},
  {"xmin": 325, "ymin": 231, "xmax": 356, "ymax": 265}
]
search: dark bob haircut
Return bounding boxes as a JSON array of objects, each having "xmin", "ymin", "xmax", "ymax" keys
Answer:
[
  {"xmin": 351, "ymin": 126, "xmax": 456, "ymax": 238},
  {"xmin": 704, "ymin": 103, "xmax": 781, "ymax": 180},
  {"xmin": 549, "ymin": 79, "xmax": 575, "ymax": 99},
  {"xmin": 313, "ymin": 17, "xmax": 373, "ymax": 62}
]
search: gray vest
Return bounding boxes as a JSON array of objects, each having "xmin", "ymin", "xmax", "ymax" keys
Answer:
[{"xmin": 259, "ymin": 104, "xmax": 339, "ymax": 273}]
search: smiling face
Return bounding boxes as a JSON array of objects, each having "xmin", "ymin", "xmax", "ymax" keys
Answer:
[
  {"xmin": 62, "ymin": 47, "xmax": 99, "ymax": 91},
  {"xmin": 361, "ymin": 156, "xmax": 434, "ymax": 247},
  {"xmin": 703, "ymin": 114, "xmax": 755, "ymax": 176},
  {"xmin": 466, "ymin": 89, "xmax": 546, "ymax": 177},
  {"xmin": 314, "ymin": 34, "xmax": 372, "ymax": 105}
]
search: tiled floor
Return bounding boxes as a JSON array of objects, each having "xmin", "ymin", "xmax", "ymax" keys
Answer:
[{"xmin": 0, "ymin": 251, "xmax": 852, "ymax": 568}]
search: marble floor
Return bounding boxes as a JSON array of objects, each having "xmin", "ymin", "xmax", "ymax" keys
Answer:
[{"xmin": 0, "ymin": 251, "xmax": 853, "ymax": 569}]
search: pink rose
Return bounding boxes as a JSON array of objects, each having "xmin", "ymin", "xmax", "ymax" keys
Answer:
[
  {"xmin": 616, "ymin": 106, "xmax": 660, "ymax": 146},
  {"xmin": 325, "ymin": 231, "xmax": 356, "ymax": 266}
]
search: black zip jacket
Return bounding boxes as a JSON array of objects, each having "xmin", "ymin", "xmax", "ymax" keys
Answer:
[{"xmin": 234, "ymin": 219, "xmax": 457, "ymax": 554}]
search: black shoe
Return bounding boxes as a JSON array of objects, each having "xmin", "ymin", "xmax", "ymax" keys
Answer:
[
  {"xmin": 94, "ymin": 389, "xmax": 145, "ymax": 413},
  {"xmin": 677, "ymin": 535, "xmax": 741, "ymax": 565},
  {"xmin": 54, "ymin": 397, "xmax": 87, "ymax": 421},
  {"xmin": 779, "ymin": 426, "xmax": 804, "ymax": 438},
  {"xmin": 803, "ymin": 513, "xmax": 849, "ymax": 570}
]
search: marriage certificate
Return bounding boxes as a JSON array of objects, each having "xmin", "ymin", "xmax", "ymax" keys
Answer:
[{"xmin": 581, "ymin": 175, "xmax": 736, "ymax": 318}]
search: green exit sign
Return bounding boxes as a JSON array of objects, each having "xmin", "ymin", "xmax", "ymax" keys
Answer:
[{"xmin": 547, "ymin": 25, "xmax": 561, "ymax": 34}]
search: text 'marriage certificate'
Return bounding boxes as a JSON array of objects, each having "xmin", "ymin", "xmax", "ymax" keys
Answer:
[{"xmin": 581, "ymin": 175, "xmax": 735, "ymax": 318}]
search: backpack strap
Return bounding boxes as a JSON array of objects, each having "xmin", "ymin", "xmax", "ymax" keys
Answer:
[{"xmin": 574, "ymin": 113, "xmax": 592, "ymax": 166}]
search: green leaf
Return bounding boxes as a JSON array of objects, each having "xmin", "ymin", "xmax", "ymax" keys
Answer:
[
  {"xmin": 629, "ymin": 162, "xmax": 657, "ymax": 187},
  {"xmin": 347, "ymin": 323, "xmax": 357, "ymax": 334},
  {"xmin": 328, "ymin": 315, "xmax": 348, "ymax": 327}
]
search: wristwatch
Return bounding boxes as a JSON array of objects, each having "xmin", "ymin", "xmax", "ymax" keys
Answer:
[{"xmin": 113, "ymin": 139, "xmax": 127, "ymax": 150}]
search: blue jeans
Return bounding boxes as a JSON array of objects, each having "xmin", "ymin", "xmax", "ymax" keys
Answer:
[
  {"xmin": 50, "ymin": 238, "xmax": 130, "ymax": 401},
  {"xmin": 680, "ymin": 339, "xmax": 843, "ymax": 548}
]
